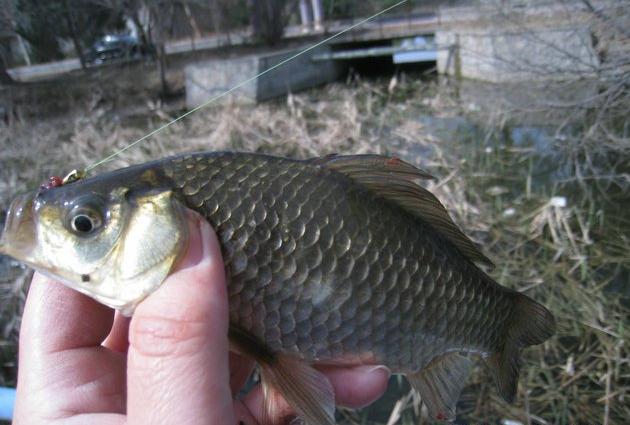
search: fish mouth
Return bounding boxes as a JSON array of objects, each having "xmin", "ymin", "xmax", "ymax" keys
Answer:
[{"xmin": 0, "ymin": 192, "xmax": 36, "ymax": 257}]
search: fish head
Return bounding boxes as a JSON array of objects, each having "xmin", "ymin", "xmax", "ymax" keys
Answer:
[{"xmin": 0, "ymin": 174, "xmax": 188, "ymax": 315}]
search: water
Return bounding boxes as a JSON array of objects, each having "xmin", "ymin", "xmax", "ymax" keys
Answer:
[
  {"xmin": 394, "ymin": 112, "xmax": 629, "ymax": 298},
  {"xmin": 412, "ymin": 115, "xmax": 571, "ymax": 185}
]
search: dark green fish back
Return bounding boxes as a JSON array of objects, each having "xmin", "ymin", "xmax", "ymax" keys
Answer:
[{"xmin": 163, "ymin": 152, "xmax": 519, "ymax": 371}]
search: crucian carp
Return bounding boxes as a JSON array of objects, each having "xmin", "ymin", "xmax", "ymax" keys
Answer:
[{"xmin": 0, "ymin": 152, "xmax": 555, "ymax": 423}]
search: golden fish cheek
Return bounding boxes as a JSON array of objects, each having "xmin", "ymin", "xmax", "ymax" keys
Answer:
[
  {"xmin": 89, "ymin": 190, "xmax": 188, "ymax": 315},
  {"xmin": 116, "ymin": 191, "xmax": 187, "ymax": 278}
]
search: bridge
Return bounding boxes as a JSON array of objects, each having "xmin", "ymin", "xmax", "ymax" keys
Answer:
[
  {"xmin": 186, "ymin": 2, "xmax": 602, "ymax": 107},
  {"xmin": 7, "ymin": 12, "xmax": 438, "ymax": 84},
  {"xmin": 185, "ymin": 13, "xmax": 440, "ymax": 107}
]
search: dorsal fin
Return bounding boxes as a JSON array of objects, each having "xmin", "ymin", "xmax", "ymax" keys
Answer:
[{"xmin": 313, "ymin": 154, "xmax": 493, "ymax": 267}]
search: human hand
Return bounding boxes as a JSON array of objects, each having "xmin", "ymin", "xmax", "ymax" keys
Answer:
[{"xmin": 13, "ymin": 212, "xmax": 390, "ymax": 424}]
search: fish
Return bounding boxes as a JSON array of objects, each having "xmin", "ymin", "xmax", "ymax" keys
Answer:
[{"xmin": 0, "ymin": 151, "xmax": 555, "ymax": 423}]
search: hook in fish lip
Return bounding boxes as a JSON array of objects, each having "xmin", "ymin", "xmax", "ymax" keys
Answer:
[
  {"xmin": 37, "ymin": 169, "xmax": 87, "ymax": 195},
  {"xmin": 62, "ymin": 169, "xmax": 87, "ymax": 185},
  {"xmin": 39, "ymin": 176, "xmax": 64, "ymax": 192}
]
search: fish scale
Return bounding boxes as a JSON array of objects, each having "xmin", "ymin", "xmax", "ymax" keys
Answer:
[{"xmin": 164, "ymin": 152, "xmax": 514, "ymax": 369}]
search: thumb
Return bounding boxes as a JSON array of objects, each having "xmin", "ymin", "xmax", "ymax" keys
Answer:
[{"xmin": 127, "ymin": 211, "xmax": 235, "ymax": 425}]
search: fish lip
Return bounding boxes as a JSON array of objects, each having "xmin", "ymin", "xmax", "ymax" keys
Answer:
[{"xmin": 0, "ymin": 192, "xmax": 36, "ymax": 256}]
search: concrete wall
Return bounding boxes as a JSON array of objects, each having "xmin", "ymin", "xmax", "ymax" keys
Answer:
[
  {"xmin": 185, "ymin": 46, "xmax": 345, "ymax": 108},
  {"xmin": 186, "ymin": 55, "xmax": 259, "ymax": 107},
  {"xmin": 436, "ymin": 2, "xmax": 600, "ymax": 82}
]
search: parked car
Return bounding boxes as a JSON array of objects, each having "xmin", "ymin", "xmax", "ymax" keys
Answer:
[{"xmin": 85, "ymin": 34, "xmax": 154, "ymax": 65}]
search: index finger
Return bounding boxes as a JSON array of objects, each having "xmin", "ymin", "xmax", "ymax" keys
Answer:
[
  {"xmin": 20, "ymin": 272, "xmax": 115, "ymax": 354},
  {"xmin": 14, "ymin": 273, "xmax": 123, "ymax": 421}
]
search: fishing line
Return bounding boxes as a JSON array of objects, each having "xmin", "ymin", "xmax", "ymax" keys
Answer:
[{"xmin": 85, "ymin": 0, "xmax": 408, "ymax": 173}]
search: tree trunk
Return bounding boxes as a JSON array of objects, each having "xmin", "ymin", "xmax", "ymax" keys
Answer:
[
  {"xmin": 183, "ymin": 1, "xmax": 202, "ymax": 39},
  {"xmin": 209, "ymin": 0, "xmax": 222, "ymax": 34},
  {"xmin": 0, "ymin": 66, "xmax": 14, "ymax": 85},
  {"xmin": 63, "ymin": 0, "xmax": 86, "ymax": 69},
  {"xmin": 158, "ymin": 42, "xmax": 168, "ymax": 94},
  {"xmin": 250, "ymin": 0, "xmax": 288, "ymax": 45},
  {"xmin": 0, "ymin": 45, "xmax": 14, "ymax": 85},
  {"xmin": 150, "ymin": 6, "xmax": 169, "ymax": 95}
]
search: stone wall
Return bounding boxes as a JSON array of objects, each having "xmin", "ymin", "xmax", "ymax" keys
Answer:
[{"xmin": 436, "ymin": 1, "xmax": 601, "ymax": 82}]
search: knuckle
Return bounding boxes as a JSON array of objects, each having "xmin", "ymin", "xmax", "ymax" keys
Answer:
[{"xmin": 130, "ymin": 313, "xmax": 209, "ymax": 357}]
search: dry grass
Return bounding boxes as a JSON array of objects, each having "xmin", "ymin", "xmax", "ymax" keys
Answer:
[{"xmin": 0, "ymin": 75, "xmax": 628, "ymax": 424}]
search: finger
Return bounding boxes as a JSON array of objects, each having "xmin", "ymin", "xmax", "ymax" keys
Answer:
[
  {"xmin": 316, "ymin": 365, "xmax": 390, "ymax": 408},
  {"xmin": 102, "ymin": 312, "xmax": 131, "ymax": 353},
  {"xmin": 20, "ymin": 272, "xmax": 115, "ymax": 354},
  {"xmin": 127, "ymin": 213, "xmax": 235, "ymax": 425},
  {"xmin": 240, "ymin": 384, "xmax": 295, "ymax": 424},
  {"xmin": 233, "ymin": 399, "xmax": 261, "ymax": 425},
  {"xmin": 14, "ymin": 347, "xmax": 127, "ymax": 419},
  {"xmin": 241, "ymin": 365, "xmax": 390, "ymax": 423},
  {"xmin": 14, "ymin": 273, "xmax": 125, "ymax": 420}
]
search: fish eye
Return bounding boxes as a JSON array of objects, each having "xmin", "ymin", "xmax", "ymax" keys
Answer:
[
  {"xmin": 71, "ymin": 213, "xmax": 99, "ymax": 233},
  {"xmin": 67, "ymin": 202, "xmax": 105, "ymax": 235}
]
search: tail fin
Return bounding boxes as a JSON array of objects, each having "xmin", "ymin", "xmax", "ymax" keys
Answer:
[{"xmin": 487, "ymin": 292, "xmax": 555, "ymax": 402}]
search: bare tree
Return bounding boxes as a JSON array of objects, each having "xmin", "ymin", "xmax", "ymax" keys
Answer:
[
  {"xmin": 0, "ymin": 60, "xmax": 14, "ymax": 84},
  {"xmin": 182, "ymin": 0, "xmax": 202, "ymax": 39},
  {"xmin": 0, "ymin": 0, "xmax": 16, "ymax": 84},
  {"xmin": 0, "ymin": 37, "xmax": 15, "ymax": 84},
  {"xmin": 445, "ymin": 0, "xmax": 630, "ymax": 189},
  {"xmin": 63, "ymin": 0, "xmax": 87, "ymax": 69},
  {"xmin": 87, "ymin": 0, "xmax": 151, "ymax": 50},
  {"xmin": 86, "ymin": 0, "xmax": 170, "ymax": 93},
  {"xmin": 145, "ymin": 0, "xmax": 173, "ymax": 95},
  {"xmin": 249, "ymin": 0, "xmax": 290, "ymax": 45},
  {"xmin": 204, "ymin": 0, "xmax": 229, "ymax": 42}
]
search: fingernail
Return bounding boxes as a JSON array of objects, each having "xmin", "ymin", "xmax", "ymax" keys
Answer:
[
  {"xmin": 363, "ymin": 365, "xmax": 392, "ymax": 379},
  {"xmin": 176, "ymin": 216, "xmax": 204, "ymax": 270}
]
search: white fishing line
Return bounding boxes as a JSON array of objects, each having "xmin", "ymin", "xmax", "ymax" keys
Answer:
[{"xmin": 86, "ymin": 0, "xmax": 408, "ymax": 172}]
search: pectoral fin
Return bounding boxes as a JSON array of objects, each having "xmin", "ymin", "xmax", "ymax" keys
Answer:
[
  {"xmin": 260, "ymin": 355, "xmax": 335, "ymax": 425},
  {"xmin": 407, "ymin": 352, "xmax": 472, "ymax": 422}
]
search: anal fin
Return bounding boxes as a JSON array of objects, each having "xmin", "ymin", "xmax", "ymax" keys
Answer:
[
  {"xmin": 407, "ymin": 352, "xmax": 472, "ymax": 423},
  {"xmin": 260, "ymin": 355, "xmax": 335, "ymax": 425}
]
